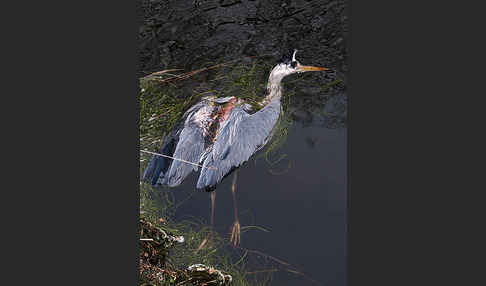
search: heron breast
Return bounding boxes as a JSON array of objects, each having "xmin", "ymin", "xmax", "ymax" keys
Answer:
[
  {"xmin": 193, "ymin": 105, "xmax": 214, "ymax": 137},
  {"xmin": 216, "ymin": 97, "xmax": 238, "ymax": 123}
]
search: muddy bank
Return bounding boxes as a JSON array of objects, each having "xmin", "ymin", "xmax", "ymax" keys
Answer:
[{"xmin": 139, "ymin": 0, "xmax": 348, "ymax": 128}]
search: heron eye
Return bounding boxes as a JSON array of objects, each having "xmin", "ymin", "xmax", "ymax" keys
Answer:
[{"xmin": 290, "ymin": 61, "xmax": 297, "ymax": 68}]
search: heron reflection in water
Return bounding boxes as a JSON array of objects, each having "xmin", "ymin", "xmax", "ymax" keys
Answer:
[{"xmin": 143, "ymin": 50, "xmax": 329, "ymax": 246}]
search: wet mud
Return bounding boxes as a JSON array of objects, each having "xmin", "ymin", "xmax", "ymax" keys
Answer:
[{"xmin": 139, "ymin": 0, "xmax": 347, "ymax": 128}]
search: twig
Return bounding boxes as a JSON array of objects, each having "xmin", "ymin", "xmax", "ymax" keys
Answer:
[
  {"xmin": 236, "ymin": 246, "xmax": 323, "ymax": 286},
  {"xmin": 140, "ymin": 54, "xmax": 268, "ymax": 84},
  {"xmin": 140, "ymin": 238, "xmax": 154, "ymax": 241},
  {"xmin": 144, "ymin": 69, "xmax": 184, "ymax": 78},
  {"xmin": 176, "ymin": 278, "xmax": 193, "ymax": 286},
  {"xmin": 240, "ymin": 225, "xmax": 271, "ymax": 233},
  {"xmin": 284, "ymin": 268, "xmax": 322, "ymax": 286},
  {"xmin": 140, "ymin": 150, "xmax": 217, "ymax": 170},
  {"xmin": 234, "ymin": 250, "xmax": 248, "ymax": 266},
  {"xmin": 237, "ymin": 248, "xmax": 290, "ymax": 266},
  {"xmin": 246, "ymin": 269, "xmax": 278, "ymax": 275},
  {"xmin": 144, "ymin": 61, "xmax": 234, "ymax": 84}
]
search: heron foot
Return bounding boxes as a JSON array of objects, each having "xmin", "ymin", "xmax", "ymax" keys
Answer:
[{"xmin": 230, "ymin": 220, "xmax": 241, "ymax": 247}]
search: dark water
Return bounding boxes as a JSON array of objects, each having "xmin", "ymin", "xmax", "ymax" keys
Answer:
[
  {"xmin": 140, "ymin": 0, "xmax": 347, "ymax": 284},
  {"xmin": 169, "ymin": 123, "xmax": 346, "ymax": 285}
]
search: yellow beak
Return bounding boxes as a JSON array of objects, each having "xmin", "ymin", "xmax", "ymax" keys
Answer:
[{"xmin": 297, "ymin": 65, "xmax": 329, "ymax": 72}]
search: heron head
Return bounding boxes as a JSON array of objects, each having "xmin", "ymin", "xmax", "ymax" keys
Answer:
[{"xmin": 276, "ymin": 49, "xmax": 329, "ymax": 77}]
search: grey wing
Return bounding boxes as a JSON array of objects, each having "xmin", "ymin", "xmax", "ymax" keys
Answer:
[
  {"xmin": 143, "ymin": 100, "xmax": 212, "ymax": 187},
  {"xmin": 196, "ymin": 100, "xmax": 281, "ymax": 189},
  {"xmin": 162, "ymin": 101, "xmax": 213, "ymax": 187}
]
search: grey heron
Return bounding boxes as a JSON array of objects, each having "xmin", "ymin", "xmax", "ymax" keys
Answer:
[{"xmin": 143, "ymin": 50, "xmax": 328, "ymax": 246}]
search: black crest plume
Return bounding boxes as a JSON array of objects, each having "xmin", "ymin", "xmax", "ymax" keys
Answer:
[{"xmin": 279, "ymin": 49, "xmax": 298, "ymax": 64}]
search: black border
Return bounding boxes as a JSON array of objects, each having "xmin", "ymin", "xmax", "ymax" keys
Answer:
[{"xmin": 348, "ymin": 2, "xmax": 484, "ymax": 285}]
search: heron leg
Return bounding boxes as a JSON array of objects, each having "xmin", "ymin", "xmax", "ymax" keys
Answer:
[
  {"xmin": 210, "ymin": 190, "xmax": 216, "ymax": 228},
  {"xmin": 196, "ymin": 190, "xmax": 216, "ymax": 253},
  {"xmin": 230, "ymin": 170, "xmax": 241, "ymax": 247}
]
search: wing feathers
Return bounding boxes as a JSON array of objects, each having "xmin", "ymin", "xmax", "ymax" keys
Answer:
[
  {"xmin": 197, "ymin": 100, "xmax": 281, "ymax": 189},
  {"xmin": 143, "ymin": 101, "xmax": 212, "ymax": 186}
]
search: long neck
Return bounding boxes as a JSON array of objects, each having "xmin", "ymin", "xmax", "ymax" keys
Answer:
[{"xmin": 263, "ymin": 67, "xmax": 285, "ymax": 104}]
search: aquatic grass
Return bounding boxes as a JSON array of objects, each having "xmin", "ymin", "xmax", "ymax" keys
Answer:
[
  {"xmin": 321, "ymin": 78, "xmax": 342, "ymax": 93},
  {"xmin": 140, "ymin": 183, "xmax": 275, "ymax": 286},
  {"xmin": 240, "ymin": 225, "xmax": 271, "ymax": 233},
  {"xmin": 262, "ymin": 111, "xmax": 292, "ymax": 164},
  {"xmin": 209, "ymin": 59, "xmax": 273, "ymax": 111}
]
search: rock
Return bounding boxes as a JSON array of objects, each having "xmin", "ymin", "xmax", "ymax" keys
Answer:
[{"xmin": 186, "ymin": 264, "xmax": 233, "ymax": 285}]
